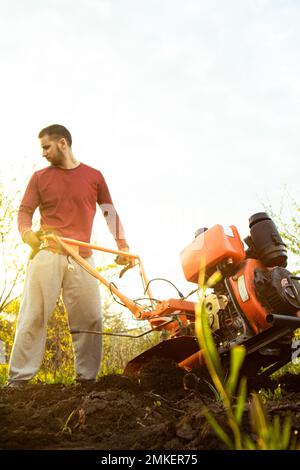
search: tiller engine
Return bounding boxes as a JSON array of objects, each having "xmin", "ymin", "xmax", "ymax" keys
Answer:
[{"xmin": 44, "ymin": 212, "xmax": 300, "ymax": 381}]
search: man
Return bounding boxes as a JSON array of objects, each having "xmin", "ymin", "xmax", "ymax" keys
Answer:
[{"xmin": 7, "ymin": 124, "xmax": 130, "ymax": 386}]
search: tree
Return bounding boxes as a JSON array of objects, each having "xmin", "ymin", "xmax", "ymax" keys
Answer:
[
  {"xmin": 0, "ymin": 183, "xmax": 27, "ymax": 378},
  {"xmin": 267, "ymin": 197, "xmax": 299, "ymax": 274},
  {"xmin": 0, "ymin": 182, "xmax": 26, "ymax": 313}
]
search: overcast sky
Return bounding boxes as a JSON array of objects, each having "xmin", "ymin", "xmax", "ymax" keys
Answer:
[{"xmin": 0, "ymin": 0, "xmax": 299, "ymax": 300}]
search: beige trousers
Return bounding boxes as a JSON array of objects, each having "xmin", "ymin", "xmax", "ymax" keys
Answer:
[{"xmin": 8, "ymin": 250, "xmax": 102, "ymax": 383}]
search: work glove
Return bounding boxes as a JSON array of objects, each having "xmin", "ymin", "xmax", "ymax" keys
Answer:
[
  {"xmin": 115, "ymin": 244, "xmax": 134, "ymax": 267},
  {"xmin": 22, "ymin": 230, "xmax": 42, "ymax": 250},
  {"xmin": 115, "ymin": 244, "xmax": 129, "ymax": 265}
]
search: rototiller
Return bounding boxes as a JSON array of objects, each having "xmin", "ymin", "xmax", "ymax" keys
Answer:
[{"xmin": 43, "ymin": 212, "xmax": 300, "ymax": 380}]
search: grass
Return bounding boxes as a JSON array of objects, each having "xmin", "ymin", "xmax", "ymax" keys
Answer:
[
  {"xmin": 0, "ymin": 364, "xmax": 8, "ymax": 385},
  {"xmin": 258, "ymin": 385, "xmax": 283, "ymax": 403}
]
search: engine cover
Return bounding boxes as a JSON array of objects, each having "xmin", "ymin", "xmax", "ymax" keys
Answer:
[
  {"xmin": 227, "ymin": 258, "xmax": 270, "ymax": 334},
  {"xmin": 254, "ymin": 267, "xmax": 300, "ymax": 314},
  {"xmin": 180, "ymin": 224, "xmax": 246, "ymax": 283}
]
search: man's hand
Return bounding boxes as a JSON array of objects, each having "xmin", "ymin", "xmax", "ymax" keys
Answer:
[
  {"xmin": 22, "ymin": 230, "xmax": 41, "ymax": 250},
  {"xmin": 115, "ymin": 245, "xmax": 134, "ymax": 267}
]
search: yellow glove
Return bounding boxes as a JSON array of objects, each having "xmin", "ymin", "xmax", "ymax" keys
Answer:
[
  {"xmin": 22, "ymin": 230, "xmax": 41, "ymax": 250},
  {"xmin": 115, "ymin": 245, "xmax": 129, "ymax": 265}
]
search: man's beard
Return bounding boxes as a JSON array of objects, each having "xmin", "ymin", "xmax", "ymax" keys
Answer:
[{"xmin": 50, "ymin": 146, "xmax": 65, "ymax": 166}]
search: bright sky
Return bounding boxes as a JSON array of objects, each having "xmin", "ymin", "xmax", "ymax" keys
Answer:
[{"xmin": 0, "ymin": 0, "xmax": 299, "ymax": 301}]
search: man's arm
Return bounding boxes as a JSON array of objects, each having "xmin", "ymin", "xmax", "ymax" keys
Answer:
[
  {"xmin": 97, "ymin": 173, "xmax": 129, "ymax": 249},
  {"xmin": 97, "ymin": 172, "xmax": 132, "ymax": 265},
  {"xmin": 99, "ymin": 203, "xmax": 128, "ymax": 249},
  {"xmin": 18, "ymin": 173, "xmax": 41, "ymax": 249}
]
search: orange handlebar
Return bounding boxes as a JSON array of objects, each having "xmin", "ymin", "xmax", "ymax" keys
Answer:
[
  {"xmin": 42, "ymin": 234, "xmax": 154, "ymax": 318},
  {"xmin": 58, "ymin": 236, "xmax": 138, "ymax": 259}
]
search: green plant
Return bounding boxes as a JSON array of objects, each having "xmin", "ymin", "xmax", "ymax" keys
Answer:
[
  {"xmin": 0, "ymin": 364, "xmax": 8, "ymax": 385},
  {"xmin": 258, "ymin": 385, "xmax": 283, "ymax": 403},
  {"xmin": 249, "ymin": 393, "xmax": 296, "ymax": 450},
  {"xmin": 61, "ymin": 410, "xmax": 76, "ymax": 434}
]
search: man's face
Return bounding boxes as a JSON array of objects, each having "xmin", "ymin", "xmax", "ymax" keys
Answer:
[{"xmin": 40, "ymin": 135, "xmax": 65, "ymax": 166}]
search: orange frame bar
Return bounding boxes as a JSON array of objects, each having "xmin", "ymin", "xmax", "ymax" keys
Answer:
[
  {"xmin": 43, "ymin": 234, "xmax": 154, "ymax": 319},
  {"xmin": 58, "ymin": 236, "xmax": 153, "ymax": 302}
]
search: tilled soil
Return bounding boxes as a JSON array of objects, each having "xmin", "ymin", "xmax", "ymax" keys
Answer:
[{"xmin": 0, "ymin": 360, "xmax": 300, "ymax": 451}]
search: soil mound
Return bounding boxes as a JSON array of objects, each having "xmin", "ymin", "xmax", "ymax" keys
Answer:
[{"xmin": 0, "ymin": 365, "xmax": 300, "ymax": 450}]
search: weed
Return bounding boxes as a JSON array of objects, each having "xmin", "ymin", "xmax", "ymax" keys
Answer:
[
  {"xmin": 61, "ymin": 410, "xmax": 76, "ymax": 435},
  {"xmin": 258, "ymin": 385, "xmax": 283, "ymax": 403}
]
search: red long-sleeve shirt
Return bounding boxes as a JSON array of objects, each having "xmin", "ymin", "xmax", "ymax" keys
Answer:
[{"xmin": 18, "ymin": 163, "xmax": 126, "ymax": 257}]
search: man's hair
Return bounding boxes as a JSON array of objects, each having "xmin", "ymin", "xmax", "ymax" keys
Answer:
[{"xmin": 38, "ymin": 124, "xmax": 72, "ymax": 147}]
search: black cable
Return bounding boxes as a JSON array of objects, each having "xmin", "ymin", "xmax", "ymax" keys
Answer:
[
  {"xmin": 70, "ymin": 318, "xmax": 175, "ymax": 338},
  {"xmin": 182, "ymin": 288, "xmax": 199, "ymax": 300},
  {"xmin": 68, "ymin": 255, "xmax": 195, "ymax": 309},
  {"xmin": 109, "ymin": 282, "xmax": 127, "ymax": 307},
  {"xmin": 133, "ymin": 297, "xmax": 160, "ymax": 304},
  {"xmin": 143, "ymin": 278, "xmax": 184, "ymax": 299}
]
